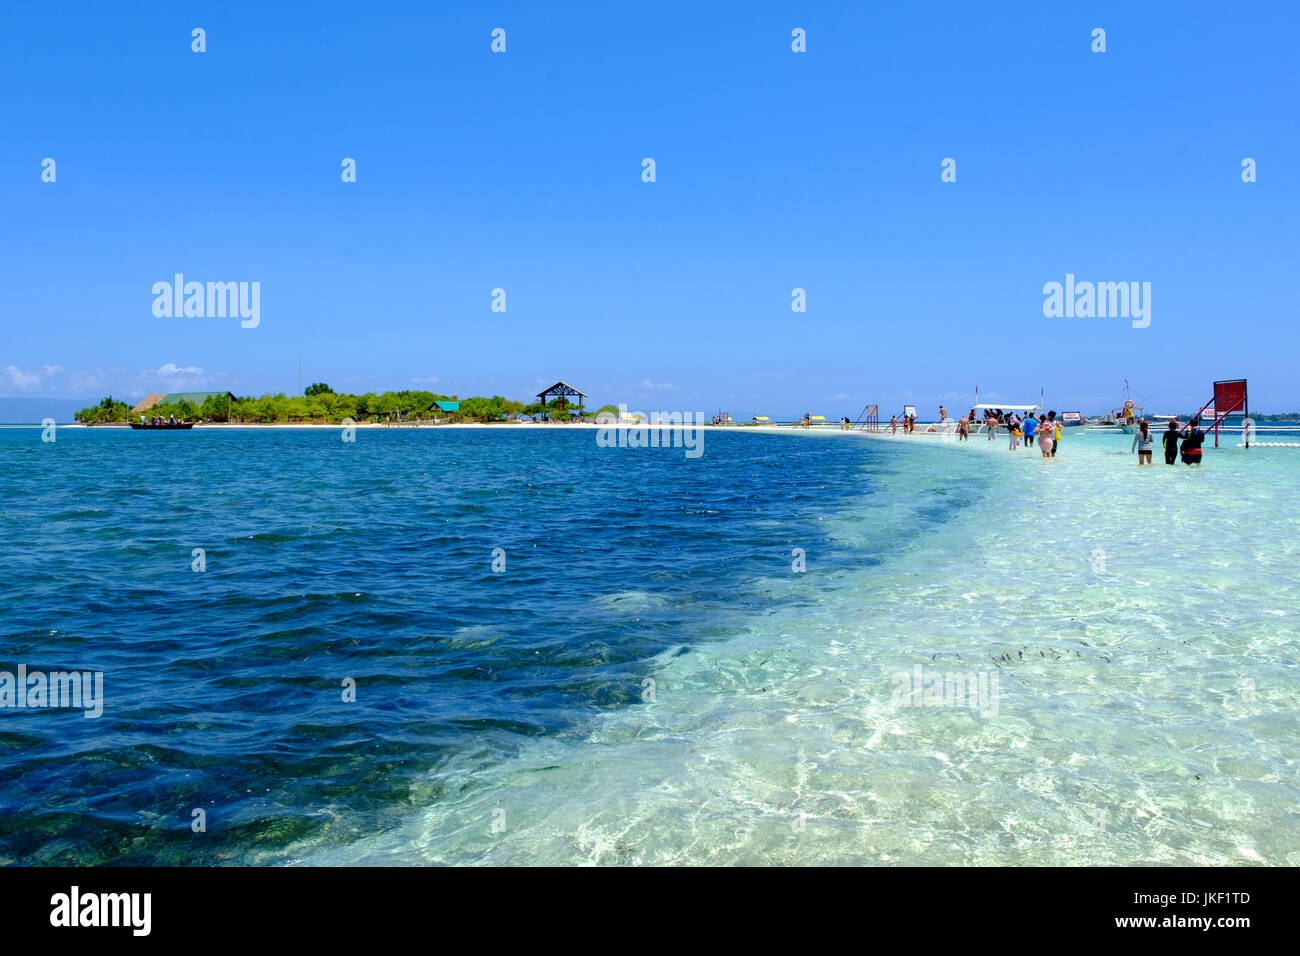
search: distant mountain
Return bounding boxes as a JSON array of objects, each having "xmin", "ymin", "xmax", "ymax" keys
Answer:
[{"xmin": 0, "ymin": 397, "xmax": 96, "ymax": 424}]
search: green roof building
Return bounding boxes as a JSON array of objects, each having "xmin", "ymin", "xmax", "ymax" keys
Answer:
[
  {"xmin": 132, "ymin": 391, "xmax": 236, "ymax": 414},
  {"xmin": 160, "ymin": 391, "xmax": 236, "ymax": 405}
]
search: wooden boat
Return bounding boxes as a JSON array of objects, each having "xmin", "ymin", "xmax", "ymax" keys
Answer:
[{"xmin": 129, "ymin": 421, "xmax": 195, "ymax": 430}]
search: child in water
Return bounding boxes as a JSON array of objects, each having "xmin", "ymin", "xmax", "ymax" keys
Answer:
[{"xmin": 1131, "ymin": 419, "xmax": 1154, "ymax": 464}]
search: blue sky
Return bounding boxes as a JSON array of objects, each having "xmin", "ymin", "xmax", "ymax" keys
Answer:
[{"xmin": 3, "ymin": 1, "xmax": 1297, "ymax": 417}]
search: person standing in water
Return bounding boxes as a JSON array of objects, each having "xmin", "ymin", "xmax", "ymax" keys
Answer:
[
  {"xmin": 1131, "ymin": 419, "xmax": 1154, "ymax": 464},
  {"xmin": 1023, "ymin": 412, "xmax": 1037, "ymax": 448},
  {"xmin": 1181, "ymin": 418, "xmax": 1207, "ymax": 465},
  {"xmin": 958, "ymin": 412, "xmax": 970, "ymax": 441},
  {"xmin": 1037, "ymin": 414, "xmax": 1055, "ymax": 457},
  {"xmin": 1162, "ymin": 418, "xmax": 1180, "ymax": 465},
  {"xmin": 1046, "ymin": 411, "xmax": 1060, "ymax": 457}
]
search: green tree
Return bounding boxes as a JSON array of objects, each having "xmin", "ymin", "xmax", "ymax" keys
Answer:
[
  {"xmin": 76, "ymin": 395, "xmax": 130, "ymax": 423},
  {"xmin": 284, "ymin": 396, "xmax": 310, "ymax": 421},
  {"xmin": 200, "ymin": 393, "xmax": 231, "ymax": 422},
  {"xmin": 304, "ymin": 382, "xmax": 333, "ymax": 396},
  {"xmin": 373, "ymin": 392, "xmax": 399, "ymax": 420}
]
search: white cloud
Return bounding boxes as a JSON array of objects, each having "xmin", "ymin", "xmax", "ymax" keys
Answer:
[
  {"xmin": 412, "ymin": 376, "xmax": 439, "ymax": 385},
  {"xmin": 0, "ymin": 363, "xmax": 237, "ymax": 400},
  {"xmin": 641, "ymin": 380, "xmax": 676, "ymax": 391},
  {"xmin": 1, "ymin": 365, "xmax": 62, "ymax": 391}
]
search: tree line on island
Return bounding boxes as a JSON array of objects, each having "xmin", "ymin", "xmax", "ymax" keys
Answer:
[
  {"xmin": 76, "ymin": 384, "xmax": 620, "ymax": 424},
  {"xmin": 72, "ymin": 390, "xmax": 1300, "ymax": 426}
]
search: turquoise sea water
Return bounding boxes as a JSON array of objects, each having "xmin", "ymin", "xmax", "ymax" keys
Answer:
[{"xmin": 0, "ymin": 425, "xmax": 1296, "ymax": 865}]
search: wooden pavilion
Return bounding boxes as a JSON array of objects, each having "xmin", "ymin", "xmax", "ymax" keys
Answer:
[{"xmin": 535, "ymin": 381, "xmax": 586, "ymax": 418}]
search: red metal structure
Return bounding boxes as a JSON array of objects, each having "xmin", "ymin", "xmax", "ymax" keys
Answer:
[{"xmin": 1187, "ymin": 379, "xmax": 1248, "ymax": 448}]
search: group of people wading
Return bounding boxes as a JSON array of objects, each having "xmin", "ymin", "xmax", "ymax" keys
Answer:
[
  {"xmin": 956, "ymin": 408, "xmax": 1063, "ymax": 458},
  {"xmin": 885, "ymin": 406, "xmax": 1212, "ymax": 466},
  {"xmin": 1131, "ymin": 417, "xmax": 1209, "ymax": 466}
]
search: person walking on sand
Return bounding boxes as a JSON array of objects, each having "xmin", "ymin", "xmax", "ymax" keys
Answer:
[
  {"xmin": 889, "ymin": 414, "xmax": 899, "ymax": 435},
  {"xmin": 1132, "ymin": 419, "xmax": 1154, "ymax": 464},
  {"xmin": 1162, "ymin": 418, "xmax": 1180, "ymax": 465}
]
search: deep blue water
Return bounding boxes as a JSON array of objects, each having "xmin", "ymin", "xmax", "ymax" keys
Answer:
[{"xmin": 0, "ymin": 426, "xmax": 973, "ymax": 864}]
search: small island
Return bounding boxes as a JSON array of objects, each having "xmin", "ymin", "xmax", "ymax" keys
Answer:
[{"xmin": 76, "ymin": 382, "xmax": 619, "ymax": 426}]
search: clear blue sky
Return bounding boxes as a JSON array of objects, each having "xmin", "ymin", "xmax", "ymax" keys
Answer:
[{"xmin": 3, "ymin": 1, "xmax": 1297, "ymax": 417}]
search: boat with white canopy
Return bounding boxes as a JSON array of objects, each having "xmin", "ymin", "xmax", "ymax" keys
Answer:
[{"xmin": 969, "ymin": 402, "xmax": 1042, "ymax": 437}]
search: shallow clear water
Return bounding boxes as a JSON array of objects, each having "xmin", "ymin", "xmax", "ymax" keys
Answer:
[{"xmin": 1, "ymin": 426, "xmax": 1296, "ymax": 865}]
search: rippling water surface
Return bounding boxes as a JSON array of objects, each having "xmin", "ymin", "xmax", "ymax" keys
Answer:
[{"xmin": 0, "ymin": 425, "xmax": 1296, "ymax": 865}]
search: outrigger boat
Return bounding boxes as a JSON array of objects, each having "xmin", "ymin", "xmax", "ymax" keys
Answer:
[
  {"xmin": 130, "ymin": 420, "xmax": 195, "ymax": 430},
  {"xmin": 1111, "ymin": 380, "xmax": 1141, "ymax": 432},
  {"xmin": 965, "ymin": 386, "xmax": 1044, "ymax": 436}
]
